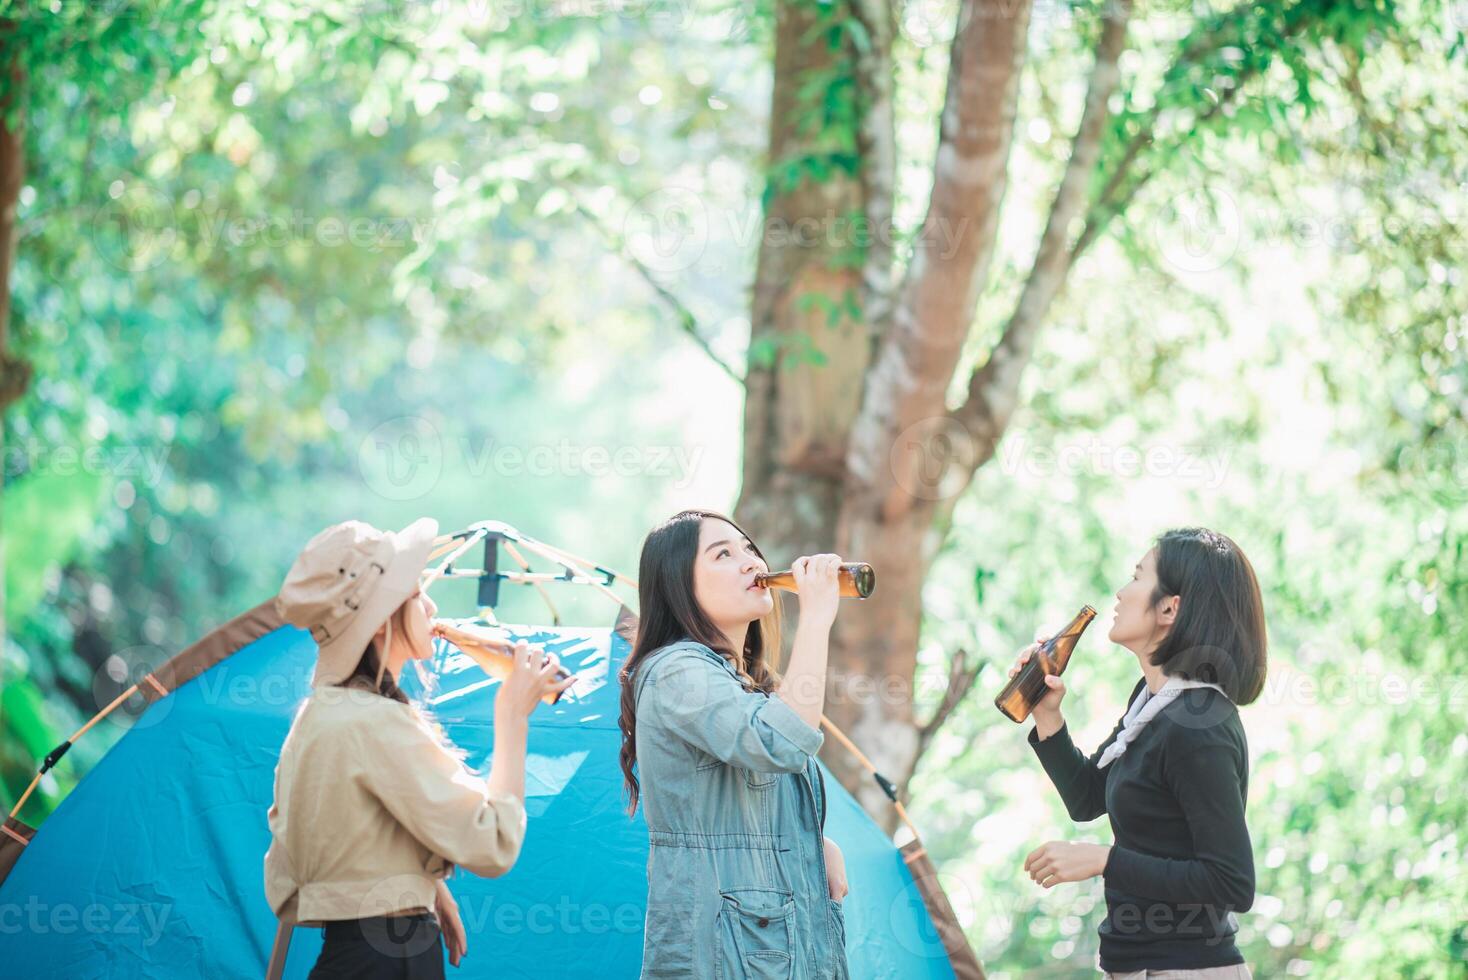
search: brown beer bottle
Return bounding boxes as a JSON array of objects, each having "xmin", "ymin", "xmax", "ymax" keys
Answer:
[
  {"xmin": 431, "ymin": 621, "xmax": 574, "ymax": 705},
  {"xmin": 994, "ymin": 605, "xmax": 1096, "ymax": 723},
  {"xmin": 755, "ymin": 562, "xmax": 876, "ymax": 599}
]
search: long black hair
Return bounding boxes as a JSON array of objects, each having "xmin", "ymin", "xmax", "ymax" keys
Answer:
[
  {"xmin": 617, "ymin": 509, "xmax": 783, "ymax": 815},
  {"xmin": 1148, "ymin": 527, "xmax": 1268, "ymax": 705}
]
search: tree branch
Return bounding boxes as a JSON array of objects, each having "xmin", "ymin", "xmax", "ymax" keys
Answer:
[
  {"xmin": 927, "ymin": 0, "xmax": 1132, "ymax": 550},
  {"xmin": 913, "ymin": 647, "xmax": 984, "ymax": 765},
  {"xmin": 573, "ymin": 201, "xmax": 744, "ymax": 385},
  {"xmin": 951, "ymin": 0, "xmax": 1130, "ymax": 445},
  {"xmin": 930, "ymin": 0, "xmax": 1323, "ymax": 551},
  {"xmin": 1069, "ymin": 2, "xmax": 1322, "ymax": 262},
  {"xmin": 1067, "ymin": 56, "xmax": 1260, "ymax": 262},
  {"xmin": 1069, "ymin": 0, "xmax": 1294, "ymax": 253},
  {"xmin": 848, "ymin": 0, "xmax": 898, "ymax": 350},
  {"xmin": 844, "ymin": 0, "xmax": 1033, "ymax": 518}
]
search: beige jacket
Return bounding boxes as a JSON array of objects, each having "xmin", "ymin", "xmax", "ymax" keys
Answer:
[{"xmin": 264, "ymin": 683, "xmax": 526, "ymax": 926}]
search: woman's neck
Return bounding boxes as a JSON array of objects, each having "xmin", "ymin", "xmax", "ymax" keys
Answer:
[
  {"xmin": 717, "ymin": 622, "xmax": 749, "ymax": 657},
  {"xmin": 1140, "ymin": 658, "xmax": 1168, "ymax": 694},
  {"xmin": 1135, "ymin": 627, "xmax": 1171, "ymax": 694}
]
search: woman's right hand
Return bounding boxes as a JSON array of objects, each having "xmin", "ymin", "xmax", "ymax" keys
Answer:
[
  {"xmin": 494, "ymin": 642, "xmax": 575, "ymax": 720},
  {"xmin": 1010, "ymin": 641, "xmax": 1067, "ymax": 723},
  {"xmin": 792, "ymin": 553, "xmax": 843, "ymax": 629}
]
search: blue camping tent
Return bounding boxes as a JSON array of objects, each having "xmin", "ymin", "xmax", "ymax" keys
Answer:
[{"xmin": 0, "ymin": 605, "xmax": 963, "ymax": 977}]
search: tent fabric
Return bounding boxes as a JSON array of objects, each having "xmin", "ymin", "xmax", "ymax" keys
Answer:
[
  {"xmin": 0, "ymin": 617, "xmax": 961, "ymax": 978},
  {"xmin": 0, "ymin": 600, "xmax": 281, "ymax": 893}
]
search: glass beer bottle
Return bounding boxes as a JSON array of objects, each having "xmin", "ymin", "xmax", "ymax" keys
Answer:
[
  {"xmin": 994, "ymin": 605, "xmax": 1096, "ymax": 723},
  {"xmin": 431, "ymin": 621, "xmax": 574, "ymax": 705},
  {"xmin": 755, "ymin": 562, "xmax": 876, "ymax": 599}
]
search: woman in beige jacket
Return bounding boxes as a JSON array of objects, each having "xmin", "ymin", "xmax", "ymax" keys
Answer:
[{"xmin": 264, "ymin": 518, "xmax": 573, "ymax": 978}]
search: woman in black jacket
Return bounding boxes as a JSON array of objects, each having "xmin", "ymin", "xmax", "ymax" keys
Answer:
[{"xmin": 1011, "ymin": 527, "xmax": 1267, "ymax": 978}]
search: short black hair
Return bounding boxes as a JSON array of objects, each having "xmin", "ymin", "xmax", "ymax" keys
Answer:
[{"xmin": 1148, "ymin": 527, "xmax": 1268, "ymax": 705}]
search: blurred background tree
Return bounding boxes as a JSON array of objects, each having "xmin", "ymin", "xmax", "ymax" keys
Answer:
[{"xmin": 0, "ymin": 0, "xmax": 1463, "ymax": 975}]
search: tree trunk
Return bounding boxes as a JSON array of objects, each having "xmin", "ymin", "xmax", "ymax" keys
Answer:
[
  {"xmin": 734, "ymin": 0, "xmax": 1151, "ymax": 831},
  {"xmin": 734, "ymin": 0, "xmax": 893, "ymax": 564},
  {"xmin": 0, "ymin": 36, "xmax": 31, "ymax": 660},
  {"xmin": 943, "ymin": 0, "xmax": 1133, "ymax": 527},
  {"xmin": 829, "ymin": 0, "xmax": 1033, "ymax": 823},
  {"xmin": 738, "ymin": 0, "xmax": 1034, "ymax": 826}
]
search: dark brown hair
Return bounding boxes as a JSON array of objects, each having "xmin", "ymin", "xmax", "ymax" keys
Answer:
[
  {"xmin": 617, "ymin": 510, "xmax": 783, "ymax": 815},
  {"xmin": 337, "ymin": 599, "xmax": 463, "ymax": 760},
  {"xmin": 338, "ymin": 603, "xmax": 414, "ymax": 704},
  {"xmin": 1148, "ymin": 527, "xmax": 1268, "ymax": 705}
]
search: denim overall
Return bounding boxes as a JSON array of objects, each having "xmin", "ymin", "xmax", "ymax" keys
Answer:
[{"xmin": 631, "ymin": 640, "xmax": 850, "ymax": 979}]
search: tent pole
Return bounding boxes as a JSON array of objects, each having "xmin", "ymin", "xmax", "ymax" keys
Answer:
[
  {"xmin": 502, "ymin": 541, "xmax": 561, "ymax": 624},
  {"xmin": 818, "ymin": 716, "xmax": 922, "ymax": 841},
  {"xmin": 818, "ymin": 714, "xmax": 988, "ymax": 979},
  {"xmin": 9, "ymin": 680, "xmax": 151, "ymax": 820}
]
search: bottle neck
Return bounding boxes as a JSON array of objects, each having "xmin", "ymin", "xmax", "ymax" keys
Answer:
[
  {"xmin": 755, "ymin": 571, "xmax": 796, "ymax": 591},
  {"xmin": 1044, "ymin": 608, "xmax": 1096, "ymax": 671}
]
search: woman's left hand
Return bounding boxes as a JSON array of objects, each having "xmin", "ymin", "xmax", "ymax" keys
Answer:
[
  {"xmin": 824, "ymin": 836, "xmax": 849, "ymax": 901},
  {"xmin": 436, "ymin": 882, "xmax": 468, "ymax": 967},
  {"xmin": 1023, "ymin": 841, "xmax": 1111, "ymax": 888}
]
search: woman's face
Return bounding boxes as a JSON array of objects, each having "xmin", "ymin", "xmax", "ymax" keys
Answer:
[
  {"xmin": 691, "ymin": 518, "xmax": 773, "ymax": 629},
  {"xmin": 1108, "ymin": 547, "xmax": 1178, "ymax": 655}
]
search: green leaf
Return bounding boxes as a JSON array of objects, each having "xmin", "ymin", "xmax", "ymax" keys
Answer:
[
  {"xmin": 1, "ymin": 678, "xmax": 58, "ymax": 765},
  {"xmin": 973, "ymin": 566, "xmax": 994, "ymax": 605},
  {"xmin": 748, "ymin": 336, "xmax": 782, "ymax": 369},
  {"xmin": 4, "ymin": 467, "xmax": 110, "ymax": 622}
]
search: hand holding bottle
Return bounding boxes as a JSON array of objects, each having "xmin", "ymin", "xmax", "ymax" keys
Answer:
[
  {"xmin": 1009, "ymin": 642, "xmax": 1067, "ymax": 737},
  {"xmin": 995, "ymin": 606, "xmax": 1094, "ymax": 728},
  {"xmin": 791, "ymin": 553, "xmax": 843, "ymax": 629},
  {"xmin": 494, "ymin": 642, "xmax": 575, "ymax": 721}
]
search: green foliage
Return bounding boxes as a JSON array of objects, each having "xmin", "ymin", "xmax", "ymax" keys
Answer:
[
  {"xmin": 3, "ymin": 468, "xmax": 107, "ymax": 622},
  {"xmin": 0, "ymin": 1, "xmax": 1463, "ymax": 976},
  {"xmin": 910, "ymin": 6, "xmax": 1465, "ymax": 974},
  {"xmin": 762, "ymin": 0, "xmax": 868, "ymax": 204},
  {"xmin": 0, "ymin": 675, "xmax": 67, "ymax": 825}
]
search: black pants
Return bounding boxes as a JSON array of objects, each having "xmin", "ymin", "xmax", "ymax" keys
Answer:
[{"xmin": 309, "ymin": 912, "xmax": 445, "ymax": 980}]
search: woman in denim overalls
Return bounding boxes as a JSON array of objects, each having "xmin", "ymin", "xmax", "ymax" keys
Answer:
[{"xmin": 618, "ymin": 509, "xmax": 852, "ymax": 979}]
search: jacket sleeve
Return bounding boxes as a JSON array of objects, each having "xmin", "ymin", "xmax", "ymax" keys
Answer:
[
  {"xmin": 638, "ymin": 644, "xmax": 823, "ymax": 774},
  {"xmin": 262, "ymin": 801, "xmax": 299, "ymax": 923},
  {"xmin": 1103, "ymin": 739, "xmax": 1256, "ymax": 911},
  {"xmin": 357, "ymin": 702, "xmax": 528, "ymax": 878},
  {"xmin": 1026, "ymin": 679, "xmax": 1143, "ymax": 822}
]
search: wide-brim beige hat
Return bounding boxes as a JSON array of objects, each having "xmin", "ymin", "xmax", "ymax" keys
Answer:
[{"xmin": 274, "ymin": 517, "xmax": 439, "ymax": 685}]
